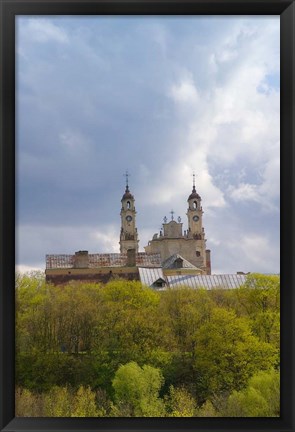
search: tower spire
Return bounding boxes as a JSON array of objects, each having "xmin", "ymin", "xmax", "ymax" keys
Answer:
[
  {"xmin": 124, "ymin": 170, "xmax": 130, "ymax": 191},
  {"xmin": 192, "ymin": 171, "xmax": 197, "ymax": 192}
]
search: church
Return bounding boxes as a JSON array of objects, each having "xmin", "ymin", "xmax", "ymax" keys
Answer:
[{"xmin": 45, "ymin": 175, "xmax": 247, "ymax": 289}]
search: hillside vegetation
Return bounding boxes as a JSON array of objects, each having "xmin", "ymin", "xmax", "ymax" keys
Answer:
[{"xmin": 15, "ymin": 273, "xmax": 280, "ymax": 417}]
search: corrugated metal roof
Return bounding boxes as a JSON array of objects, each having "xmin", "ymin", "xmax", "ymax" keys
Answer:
[
  {"xmin": 162, "ymin": 254, "xmax": 200, "ymax": 269},
  {"xmin": 138, "ymin": 267, "xmax": 167, "ymax": 289},
  {"xmin": 167, "ymin": 274, "xmax": 247, "ymax": 290},
  {"xmin": 139, "ymin": 270, "xmax": 247, "ymax": 290}
]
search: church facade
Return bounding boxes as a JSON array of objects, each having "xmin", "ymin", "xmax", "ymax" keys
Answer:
[
  {"xmin": 45, "ymin": 175, "xmax": 212, "ymax": 286},
  {"xmin": 144, "ymin": 177, "xmax": 211, "ymax": 275}
]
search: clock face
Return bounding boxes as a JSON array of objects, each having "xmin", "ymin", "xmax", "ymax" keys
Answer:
[
  {"xmin": 126, "ymin": 215, "xmax": 133, "ymax": 222},
  {"xmin": 193, "ymin": 215, "xmax": 199, "ymax": 222}
]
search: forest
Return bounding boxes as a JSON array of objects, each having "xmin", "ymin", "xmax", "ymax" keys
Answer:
[{"xmin": 15, "ymin": 272, "xmax": 280, "ymax": 417}]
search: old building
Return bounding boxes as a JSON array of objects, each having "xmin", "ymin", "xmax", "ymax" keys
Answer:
[
  {"xmin": 45, "ymin": 174, "xmax": 215, "ymax": 286},
  {"xmin": 144, "ymin": 175, "xmax": 211, "ymax": 274}
]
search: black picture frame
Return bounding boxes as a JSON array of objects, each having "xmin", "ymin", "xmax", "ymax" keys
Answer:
[{"xmin": 0, "ymin": 0, "xmax": 294, "ymax": 431}]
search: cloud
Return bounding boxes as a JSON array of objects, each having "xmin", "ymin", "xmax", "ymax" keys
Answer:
[
  {"xmin": 21, "ymin": 18, "xmax": 69, "ymax": 44},
  {"xmin": 236, "ymin": 234, "xmax": 279, "ymax": 273},
  {"xmin": 229, "ymin": 182, "xmax": 260, "ymax": 202},
  {"xmin": 170, "ymin": 74, "xmax": 199, "ymax": 105},
  {"xmin": 16, "ymin": 223, "xmax": 121, "ymax": 269},
  {"xmin": 16, "ymin": 264, "xmax": 44, "ymax": 274}
]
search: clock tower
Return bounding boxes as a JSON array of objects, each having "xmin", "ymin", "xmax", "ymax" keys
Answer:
[
  {"xmin": 119, "ymin": 173, "xmax": 139, "ymax": 254},
  {"xmin": 186, "ymin": 174, "xmax": 210, "ymax": 272},
  {"xmin": 187, "ymin": 174, "xmax": 203, "ymax": 238}
]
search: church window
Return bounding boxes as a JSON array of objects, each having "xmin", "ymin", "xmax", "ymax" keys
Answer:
[
  {"xmin": 196, "ymin": 251, "xmax": 201, "ymax": 257},
  {"xmin": 193, "ymin": 201, "xmax": 198, "ymax": 209},
  {"xmin": 127, "ymin": 201, "xmax": 131, "ymax": 209}
]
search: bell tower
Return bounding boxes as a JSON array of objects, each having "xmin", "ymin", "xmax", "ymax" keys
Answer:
[
  {"xmin": 187, "ymin": 173, "xmax": 203, "ymax": 237},
  {"xmin": 119, "ymin": 172, "xmax": 139, "ymax": 254},
  {"xmin": 186, "ymin": 173, "xmax": 211, "ymax": 274}
]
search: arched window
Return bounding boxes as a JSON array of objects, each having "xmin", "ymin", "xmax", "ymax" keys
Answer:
[
  {"xmin": 193, "ymin": 201, "xmax": 197, "ymax": 209},
  {"xmin": 127, "ymin": 201, "xmax": 131, "ymax": 209}
]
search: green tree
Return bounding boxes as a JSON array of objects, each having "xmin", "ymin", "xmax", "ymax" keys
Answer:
[
  {"xmin": 224, "ymin": 368, "xmax": 280, "ymax": 417},
  {"xmin": 71, "ymin": 386, "xmax": 101, "ymax": 417},
  {"xmin": 44, "ymin": 386, "xmax": 72, "ymax": 416},
  {"xmin": 235, "ymin": 274, "xmax": 280, "ymax": 347},
  {"xmin": 196, "ymin": 400, "xmax": 218, "ymax": 417},
  {"xmin": 194, "ymin": 307, "xmax": 277, "ymax": 401},
  {"xmin": 93, "ymin": 281, "xmax": 163, "ymax": 365},
  {"xmin": 112, "ymin": 361, "xmax": 165, "ymax": 416},
  {"xmin": 164, "ymin": 385, "xmax": 196, "ymax": 417},
  {"xmin": 157, "ymin": 288, "xmax": 214, "ymax": 392}
]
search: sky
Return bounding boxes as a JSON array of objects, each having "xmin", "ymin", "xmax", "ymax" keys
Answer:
[{"xmin": 16, "ymin": 15, "xmax": 280, "ymax": 274}]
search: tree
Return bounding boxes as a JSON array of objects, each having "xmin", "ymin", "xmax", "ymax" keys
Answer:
[
  {"xmin": 224, "ymin": 368, "xmax": 280, "ymax": 417},
  {"xmin": 112, "ymin": 361, "xmax": 165, "ymax": 416},
  {"xmin": 15, "ymin": 387, "xmax": 44, "ymax": 417},
  {"xmin": 194, "ymin": 307, "xmax": 278, "ymax": 401},
  {"xmin": 164, "ymin": 385, "xmax": 196, "ymax": 417},
  {"xmin": 235, "ymin": 274, "xmax": 280, "ymax": 347},
  {"xmin": 93, "ymin": 281, "xmax": 163, "ymax": 366},
  {"xmin": 71, "ymin": 386, "xmax": 101, "ymax": 417},
  {"xmin": 44, "ymin": 386, "xmax": 72, "ymax": 416},
  {"xmin": 157, "ymin": 288, "xmax": 214, "ymax": 392}
]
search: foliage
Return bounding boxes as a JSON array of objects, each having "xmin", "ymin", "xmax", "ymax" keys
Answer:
[
  {"xmin": 194, "ymin": 307, "xmax": 277, "ymax": 401},
  {"xmin": 15, "ymin": 385, "xmax": 105, "ymax": 417},
  {"xmin": 164, "ymin": 385, "xmax": 196, "ymax": 417},
  {"xmin": 235, "ymin": 273, "xmax": 280, "ymax": 347},
  {"xmin": 224, "ymin": 368, "xmax": 280, "ymax": 417},
  {"xmin": 15, "ymin": 273, "xmax": 280, "ymax": 417},
  {"xmin": 112, "ymin": 361, "xmax": 165, "ymax": 416},
  {"xmin": 15, "ymin": 387, "xmax": 44, "ymax": 417}
]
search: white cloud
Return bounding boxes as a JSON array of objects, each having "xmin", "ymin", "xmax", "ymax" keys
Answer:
[
  {"xmin": 227, "ymin": 152, "xmax": 280, "ymax": 211},
  {"xmin": 165, "ymin": 18, "xmax": 279, "ymax": 216},
  {"xmin": 229, "ymin": 182, "xmax": 259, "ymax": 202},
  {"xmin": 238, "ymin": 234, "xmax": 279, "ymax": 272},
  {"xmin": 25, "ymin": 19, "xmax": 69, "ymax": 44},
  {"xmin": 16, "ymin": 224, "xmax": 120, "ymax": 269},
  {"xmin": 170, "ymin": 74, "xmax": 199, "ymax": 105},
  {"xmin": 16, "ymin": 264, "xmax": 43, "ymax": 274},
  {"xmin": 93, "ymin": 228, "xmax": 120, "ymax": 253}
]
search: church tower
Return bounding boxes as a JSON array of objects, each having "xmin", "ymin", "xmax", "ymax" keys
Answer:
[
  {"xmin": 186, "ymin": 174, "xmax": 211, "ymax": 274},
  {"xmin": 187, "ymin": 173, "xmax": 203, "ymax": 237},
  {"xmin": 119, "ymin": 172, "xmax": 139, "ymax": 254}
]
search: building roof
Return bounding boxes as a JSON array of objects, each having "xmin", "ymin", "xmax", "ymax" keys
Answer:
[
  {"xmin": 188, "ymin": 185, "xmax": 201, "ymax": 201},
  {"xmin": 138, "ymin": 267, "xmax": 166, "ymax": 289},
  {"xmin": 167, "ymin": 274, "xmax": 247, "ymax": 289},
  {"xmin": 136, "ymin": 253, "xmax": 162, "ymax": 267},
  {"xmin": 162, "ymin": 253, "xmax": 201, "ymax": 269},
  {"xmin": 122, "ymin": 186, "xmax": 134, "ymax": 200},
  {"xmin": 46, "ymin": 252, "xmax": 162, "ymax": 269},
  {"xmin": 138, "ymin": 267, "xmax": 249, "ymax": 290}
]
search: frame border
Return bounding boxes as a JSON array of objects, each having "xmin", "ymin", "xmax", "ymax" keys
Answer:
[{"xmin": 1, "ymin": 1, "xmax": 294, "ymax": 431}]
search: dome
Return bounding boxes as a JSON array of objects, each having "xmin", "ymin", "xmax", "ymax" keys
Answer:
[
  {"xmin": 122, "ymin": 186, "xmax": 134, "ymax": 200},
  {"xmin": 188, "ymin": 186, "xmax": 200, "ymax": 200}
]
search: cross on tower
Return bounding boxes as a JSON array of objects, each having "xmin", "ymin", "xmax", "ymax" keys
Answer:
[
  {"xmin": 192, "ymin": 171, "xmax": 197, "ymax": 188},
  {"xmin": 123, "ymin": 170, "xmax": 130, "ymax": 188},
  {"xmin": 170, "ymin": 210, "xmax": 174, "ymax": 221}
]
